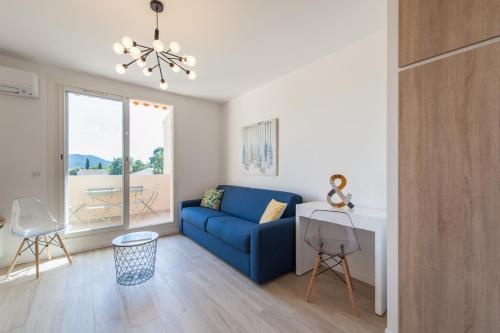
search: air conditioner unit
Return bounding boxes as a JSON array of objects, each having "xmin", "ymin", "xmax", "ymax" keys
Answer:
[{"xmin": 0, "ymin": 65, "xmax": 39, "ymax": 98}]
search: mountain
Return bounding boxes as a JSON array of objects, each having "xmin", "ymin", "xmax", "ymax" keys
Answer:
[{"xmin": 68, "ymin": 154, "xmax": 112, "ymax": 169}]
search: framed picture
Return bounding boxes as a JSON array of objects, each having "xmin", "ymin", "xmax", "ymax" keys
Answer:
[{"xmin": 241, "ymin": 118, "xmax": 278, "ymax": 176}]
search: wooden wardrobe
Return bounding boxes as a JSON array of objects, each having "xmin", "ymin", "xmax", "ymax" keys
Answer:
[{"xmin": 398, "ymin": 1, "xmax": 500, "ymax": 332}]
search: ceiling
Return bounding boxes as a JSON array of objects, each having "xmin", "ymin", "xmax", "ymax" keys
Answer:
[{"xmin": 0, "ymin": 0, "xmax": 385, "ymax": 102}]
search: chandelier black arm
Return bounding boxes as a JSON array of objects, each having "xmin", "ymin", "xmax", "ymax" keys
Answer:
[
  {"xmin": 161, "ymin": 51, "xmax": 183, "ymax": 60},
  {"xmin": 156, "ymin": 52, "xmax": 165, "ymax": 81},
  {"xmin": 123, "ymin": 49, "xmax": 153, "ymax": 68},
  {"xmin": 142, "ymin": 49, "xmax": 154, "ymax": 58},
  {"xmin": 124, "ymin": 58, "xmax": 140, "ymax": 67},
  {"xmin": 158, "ymin": 54, "xmax": 190, "ymax": 73},
  {"xmin": 161, "ymin": 55, "xmax": 183, "ymax": 63},
  {"xmin": 136, "ymin": 43, "xmax": 153, "ymax": 50},
  {"xmin": 158, "ymin": 54, "xmax": 179, "ymax": 69},
  {"xmin": 158, "ymin": 54, "xmax": 190, "ymax": 74},
  {"xmin": 157, "ymin": 54, "xmax": 172, "ymax": 64},
  {"xmin": 157, "ymin": 53, "xmax": 177, "ymax": 66},
  {"xmin": 172, "ymin": 61, "xmax": 190, "ymax": 74}
]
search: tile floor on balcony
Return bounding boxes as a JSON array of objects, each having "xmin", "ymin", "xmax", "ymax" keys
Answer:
[{"xmin": 67, "ymin": 210, "xmax": 172, "ymax": 233}]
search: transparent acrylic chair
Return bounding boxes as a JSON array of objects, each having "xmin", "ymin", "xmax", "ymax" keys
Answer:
[
  {"xmin": 303, "ymin": 209, "xmax": 361, "ymax": 316},
  {"xmin": 7, "ymin": 197, "xmax": 72, "ymax": 279}
]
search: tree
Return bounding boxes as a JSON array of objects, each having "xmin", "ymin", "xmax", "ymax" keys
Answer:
[
  {"xmin": 149, "ymin": 147, "xmax": 164, "ymax": 174},
  {"xmin": 132, "ymin": 159, "xmax": 148, "ymax": 173},
  {"xmin": 97, "ymin": 162, "xmax": 103, "ymax": 169},
  {"xmin": 69, "ymin": 168, "xmax": 80, "ymax": 176},
  {"xmin": 108, "ymin": 158, "xmax": 123, "ymax": 175},
  {"xmin": 85, "ymin": 158, "xmax": 90, "ymax": 169}
]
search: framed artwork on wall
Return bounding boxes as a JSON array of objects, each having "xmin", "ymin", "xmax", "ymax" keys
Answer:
[{"xmin": 241, "ymin": 118, "xmax": 278, "ymax": 176}]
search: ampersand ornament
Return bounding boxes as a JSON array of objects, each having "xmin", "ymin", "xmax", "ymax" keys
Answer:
[{"xmin": 326, "ymin": 174, "xmax": 355, "ymax": 209}]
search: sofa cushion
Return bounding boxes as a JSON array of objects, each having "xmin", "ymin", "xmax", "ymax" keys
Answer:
[
  {"xmin": 200, "ymin": 188, "xmax": 224, "ymax": 210},
  {"xmin": 217, "ymin": 185, "xmax": 303, "ymax": 222},
  {"xmin": 181, "ymin": 207, "xmax": 228, "ymax": 231},
  {"xmin": 206, "ymin": 216, "xmax": 256, "ymax": 253},
  {"xmin": 259, "ymin": 199, "xmax": 287, "ymax": 223}
]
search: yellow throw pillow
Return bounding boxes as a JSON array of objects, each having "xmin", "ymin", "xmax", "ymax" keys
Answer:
[{"xmin": 260, "ymin": 199, "xmax": 287, "ymax": 224}]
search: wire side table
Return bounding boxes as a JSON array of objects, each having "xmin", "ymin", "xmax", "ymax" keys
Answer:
[{"xmin": 112, "ymin": 231, "xmax": 159, "ymax": 286}]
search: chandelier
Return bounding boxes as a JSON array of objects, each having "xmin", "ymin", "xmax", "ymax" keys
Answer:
[{"xmin": 112, "ymin": 0, "xmax": 196, "ymax": 90}]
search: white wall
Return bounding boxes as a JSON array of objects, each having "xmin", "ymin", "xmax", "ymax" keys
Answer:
[
  {"xmin": 0, "ymin": 54, "xmax": 223, "ymax": 267},
  {"xmin": 222, "ymin": 30, "xmax": 386, "ymax": 207},
  {"xmin": 221, "ymin": 30, "xmax": 387, "ymax": 285}
]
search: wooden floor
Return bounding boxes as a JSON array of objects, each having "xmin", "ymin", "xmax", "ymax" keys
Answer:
[{"xmin": 0, "ymin": 235, "xmax": 386, "ymax": 333}]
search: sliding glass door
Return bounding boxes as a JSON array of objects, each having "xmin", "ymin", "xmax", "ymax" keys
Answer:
[
  {"xmin": 63, "ymin": 88, "xmax": 174, "ymax": 235},
  {"xmin": 128, "ymin": 100, "xmax": 172, "ymax": 228},
  {"xmin": 64, "ymin": 88, "xmax": 126, "ymax": 234}
]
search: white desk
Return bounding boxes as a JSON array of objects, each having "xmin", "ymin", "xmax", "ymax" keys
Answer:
[{"xmin": 295, "ymin": 201, "xmax": 387, "ymax": 316}]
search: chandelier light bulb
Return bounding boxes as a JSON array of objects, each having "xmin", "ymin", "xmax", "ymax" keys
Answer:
[
  {"xmin": 113, "ymin": 42, "xmax": 125, "ymax": 55},
  {"xmin": 169, "ymin": 41, "xmax": 180, "ymax": 53},
  {"xmin": 143, "ymin": 67, "xmax": 153, "ymax": 77},
  {"xmin": 160, "ymin": 79, "xmax": 168, "ymax": 90},
  {"xmin": 185, "ymin": 55, "xmax": 196, "ymax": 67},
  {"xmin": 129, "ymin": 46, "xmax": 141, "ymax": 59},
  {"xmin": 121, "ymin": 36, "xmax": 134, "ymax": 49},
  {"xmin": 137, "ymin": 58, "xmax": 147, "ymax": 67},
  {"xmin": 152, "ymin": 39, "xmax": 164, "ymax": 52},
  {"xmin": 115, "ymin": 64, "xmax": 126, "ymax": 74},
  {"xmin": 187, "ymin": 70, "xmax": 197, "ymax": 80}
]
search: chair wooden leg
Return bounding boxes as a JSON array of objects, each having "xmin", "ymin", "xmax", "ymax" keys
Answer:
[
  {"xmin": 56, "ymin": 233, "xmax": 72, "ymax": 264},
  {"xmin": 305, "ymin": 252, "xmax": 322, "ymax": 302},
  {"xmin": 35, "ymin": 237, "xmax": 40, "ymax": 279},
  {"xmin": 344, "ymin": 253, "xmax": 354, "ymax": 290},
  {"xmin": 341, "ymin": 255, "xmax": 357, "ymax": 316},
  {"xmin": 6, "ymin": 238, "xmax": 27, "ymax": 278},
  {"xmin": 44, "ymin": 235, "xmax": 52, "ymax": 261}
]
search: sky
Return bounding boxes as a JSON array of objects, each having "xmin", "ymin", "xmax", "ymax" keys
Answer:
[{"xmin": 68, "ymin": 93, "xmax": 169, "ymax": 163}]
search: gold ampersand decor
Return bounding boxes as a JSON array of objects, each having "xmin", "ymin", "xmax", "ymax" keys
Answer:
[{"xmin": 326, "ymin": 174, "xmax": 355, "ymax": 209}]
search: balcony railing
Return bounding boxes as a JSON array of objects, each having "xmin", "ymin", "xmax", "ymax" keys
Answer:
[{"xmin": 67, "ymin": 174, "xmax": 171, "ymax": 232}]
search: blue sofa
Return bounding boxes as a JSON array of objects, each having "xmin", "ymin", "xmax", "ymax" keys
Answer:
[{"xmin": 179, "ymin": 185, "xmax": 303, "ymax": 284}]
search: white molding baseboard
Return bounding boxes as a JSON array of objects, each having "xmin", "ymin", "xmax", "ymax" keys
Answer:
[
  {"xmin": 0, "ymin": 224, "xmax": 178, "ymax": 268},
  {"xmin": 385, "ymin": 328, "xmax": 395, "ymax": 333}
]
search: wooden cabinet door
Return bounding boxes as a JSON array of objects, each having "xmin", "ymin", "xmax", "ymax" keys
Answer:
[
  {"xmin": 399, "ymin": 42, "xmax": 500, "ymax": 332},
  {"xmin": 399, "ymin": 0, "xmax": 500, "ymax": 66}
]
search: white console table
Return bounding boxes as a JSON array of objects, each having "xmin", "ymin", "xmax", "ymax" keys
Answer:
[{"xmin": 295, "ymin": 201, "xmax": 387, "ymax": 316}]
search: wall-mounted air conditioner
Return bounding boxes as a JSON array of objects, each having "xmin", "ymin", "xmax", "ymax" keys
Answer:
[{"xmin": 0, "ymin": 65, "xmax": 39, "ymax": 98}]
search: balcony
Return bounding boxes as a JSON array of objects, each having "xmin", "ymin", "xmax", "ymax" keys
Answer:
[{"xmin": 67, "ymin": 173, "xmax": 171, "ymax": 232}]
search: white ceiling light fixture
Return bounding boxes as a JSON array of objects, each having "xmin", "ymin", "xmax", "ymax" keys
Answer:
[{"xmin": 113, "ymin": 0, "xmax": 196, "ymax": 90}]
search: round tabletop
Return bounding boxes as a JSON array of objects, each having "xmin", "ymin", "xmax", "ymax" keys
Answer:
[{"xmin": 112, "ymin": 231, "xmax": 159, "ymax": 247}]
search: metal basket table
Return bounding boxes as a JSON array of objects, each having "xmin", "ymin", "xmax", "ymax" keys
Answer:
[{"xmin": 112, "ymin": 231, "xmax": 159, "ymax": 286}]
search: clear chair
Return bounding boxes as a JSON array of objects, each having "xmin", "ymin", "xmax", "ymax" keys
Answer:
[
  {"xmin": 7, "ymin": 197, "xmax": 72, "ymax": 279},
  {"xmin": 303, "ymin": 209, "xmax": 361, "ymax": 316}
]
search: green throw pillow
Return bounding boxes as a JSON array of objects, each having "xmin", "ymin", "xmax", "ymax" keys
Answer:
[{"xmin": 200, "ymin": 189, "xmax": 224, "ymax": 210}]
